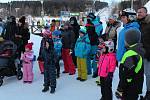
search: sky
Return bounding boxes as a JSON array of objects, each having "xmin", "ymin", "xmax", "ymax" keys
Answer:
[{"xmin": 0, "ymin": 0, "xmax": 121, "ymax": 3}]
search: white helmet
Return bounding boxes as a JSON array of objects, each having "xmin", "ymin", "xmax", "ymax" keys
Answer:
[
  {"xmin": 121, "ymin": 8, "xmax": 137, "ymax": 21},
  {"xmin": 104, "ymin": 40, "xmax": 114, "ymax": 53}
]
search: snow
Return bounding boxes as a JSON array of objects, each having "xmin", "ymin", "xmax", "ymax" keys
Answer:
[
  {"xmin": 0, "ymin": 12, "xmax": 147, "ymax": 99},
  {"xmin": 145, "ymin": 1, "xmax": 150, "ymax": 14},
  {"xmin": 0, "ymin": 33, "xmax": 146, "ymax": 100}
]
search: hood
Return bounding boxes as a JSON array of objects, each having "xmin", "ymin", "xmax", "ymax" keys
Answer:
[
  {"xmin": 124, "ymin": 21, "xmax": 140, "ymax": 29},
  {"xmin": 69, "ymin": 17, "xmax": 78, "ymax": 25},
  {"xmin": 144, "ymin": 14, "xmax": 150, "ymax": 23},
  {"xmin": 129, "ymin": 43, "xmax": 145, "ymax": 58}
]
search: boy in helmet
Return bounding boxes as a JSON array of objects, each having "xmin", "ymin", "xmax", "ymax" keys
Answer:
[{"xmin": 120, "ymin": 29, "xmax": 144, "ymax": 100}]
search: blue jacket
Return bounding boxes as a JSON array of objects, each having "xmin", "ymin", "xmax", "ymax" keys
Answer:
[
  {"xmin": 75, "ymin": 35, "xmax": 91, "ymax": 58},
  {"xmin": 92, "ymin": 17, "xmax": 103, "ymax": 36},
  {"xmin": 116, "ymin": 21, "xmax": 140, "ymax": 61},
  {"xmin": 53, "ymin": 38, "xmax": 62, "ymax": 57}
]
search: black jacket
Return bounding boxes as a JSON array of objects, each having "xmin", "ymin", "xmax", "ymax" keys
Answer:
[
  {"xmin": 120, "ymin": 43, "xmax": 144, "ymax": 94},
  {"xmin": 2, "ymin": 21, "xmax": 19, "ymax": 42},
  {"xmin": 61, "ymin": 29, "xmax": 75, "ymax": 49}
]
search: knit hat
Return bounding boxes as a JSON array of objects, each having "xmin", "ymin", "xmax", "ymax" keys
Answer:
[
  {"xmin": 87, "ymin": 13, "xmax": 96, "ymax": 20},
  {"xmin": 125, "ymin": 29, "xmax": 141, "ymax": 46},
  {"xmin": 25, "ymin": 42, "xmax": 33, "ymax": 50},
  {"xmin": 109, "ymin": 14, "xmax": 118, "ymax": 21},
  {"xmin": 79, "ymin": 26, "xmax": 87, "ymax": 35}
]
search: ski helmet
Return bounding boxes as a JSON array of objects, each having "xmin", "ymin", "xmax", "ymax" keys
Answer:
[
  {"xmin": 120, "ymin": 8, "xmax": 137, "ymax": 21},
  {"xmin": 104, "ymin": 40, "xmax": 114, "ymax": 53}
]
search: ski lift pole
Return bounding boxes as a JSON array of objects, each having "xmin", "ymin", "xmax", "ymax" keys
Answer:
[{"xmin": 131, "ymin": 0, "xmax": 134, "ymax": 9}]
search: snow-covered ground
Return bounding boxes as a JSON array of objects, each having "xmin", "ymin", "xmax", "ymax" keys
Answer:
[
  {"xmin": 0, "ymin": 4, "xmax": 148, "ymax": 99},
  {"xmin": 0, "ymin": 33, "xmax": 147, "ymax": 100}
]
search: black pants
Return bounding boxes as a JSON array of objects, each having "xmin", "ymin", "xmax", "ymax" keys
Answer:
[
  {"xmin": 122, "ymin": 92, "xmax": 139, "ymax": 100},
  {"xmin": 71, "ymin": 50, "xmax": 77, "ymax": 66},
  {"xmin": 117, "ymin": 66, "xmax": 124, "ymax": 92},
  {"xmin": 100, "ymin": 77, "xmax": 112, "ymax": 100},
  {"xmin": 55, "ymin": 56, "xmax": 60, "ymax": 77},
  {"xmin": 44, "ymin": 65, "xmax": 56, "ymax": 88}
]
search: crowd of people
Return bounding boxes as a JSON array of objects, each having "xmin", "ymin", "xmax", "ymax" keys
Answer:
[{"xmin": 0, "ymin": 6, "xmax": 150, "ymax": 100}]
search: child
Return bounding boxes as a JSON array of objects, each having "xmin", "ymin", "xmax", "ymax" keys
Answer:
[
  {"xmin": 41, "ymin": 38, "xmax": 56, "ymax": 94},
  {"xmin": 119, "ymin": 29, "xmax": 144, "ymax": 100},
  {"xmin": 95, "ymin": 35, "xmax": 106, "ymax": 85},
  {"xmin": 61, "ymin": 21, "xmax": 76, "ymax": 75},
  {"xmin": 37, "ymin": 26, "xmax": 52, "ymax": 74},
  {"xmin": 52, "ymin": 30, "xmax": 62, "ymax": 78},
  {"xmin": 98, "ymin": 40, "xmax": 116, "ymax": 100},
  {"xmin": 22, "ymin": 42, "xmax": 34, "ymax": 83},
  {"xmin": 75, "ymin": 27, "xmax": 91, "ymax": 81}
]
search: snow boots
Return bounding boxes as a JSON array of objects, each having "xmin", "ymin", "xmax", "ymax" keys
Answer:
[
  {"xmin": 115, "ymin": 89, "xmax": 123, "ymax": 99},
  {"xmin": 42, "ymin": 86, "xmax": 49, "ymax": 92},
  {"xmin": 143, "ymin": 91, "xmax": 150, "ymax": 100},
  {"xmin": 42, "ymin": 86, "xmax": 55, "ymax": 94}
]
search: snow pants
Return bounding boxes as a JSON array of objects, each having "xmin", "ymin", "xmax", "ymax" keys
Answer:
[
  {"xmin": 62, "ymin": 48, "xmax": 76, "ymax": 74},
  {"xmin": 38, "ymin": 61, "xmax": 44, "ymax": 73},
  {"xmin": 44, "ymin": 65, "xmax": 56, "ymax": 88},
  {"xmin": 100, "ymin": 77, "xmax": 113, "ymax": 100},
  {"xmin": 86, "ymin": 45, "xmax": 97, "ymax": 75},
  {"xmin": 23, "ymin": 63, "xmax": 33, "ymax": 82},
  {"xmin": 77, "ymin": 57, "xmax": 87, "ymax": 80}
]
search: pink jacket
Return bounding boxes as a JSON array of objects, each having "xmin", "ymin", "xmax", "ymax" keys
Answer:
[
  {"xmin": 98, "ymin": 52, "xmax": 116, "ymax": 77},
  {"xmin": 22, "ymin": 51, "xmax": 34, "ymax": 64}
]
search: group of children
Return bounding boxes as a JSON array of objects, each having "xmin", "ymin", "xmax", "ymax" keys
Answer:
[{"xmin": 20, "ymin": 19, "xmax": 144, "ymax": 100}]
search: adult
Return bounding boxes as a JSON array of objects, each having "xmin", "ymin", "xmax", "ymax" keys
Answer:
[
  {"xmin": 2, "ymin": 16, "xmax": 19, "ymax": 42},
  {"xmin": 137, "ymin": 7, "xmax": 150, "ymax": 100},
  {"xmin": 105, "ymin": 14, "xmax": 121, "ymax": 51},
  {"xmin": 116, "ymin": 8, "xmax": 141, "ymax": 98},
  {"xmin": 86, "ymin": 13, "xmax": 103, "ymax": 76},
  {"xmin": 61, "ymin": 21, "xmax": 76, "ymax": 75},
  {"xmin": 18, "ymin": 16, "xmax": 30, "ymax": 53},
  {"xmin": 69, "ymin": 17, "xmax": 80, "ymax": 66}
]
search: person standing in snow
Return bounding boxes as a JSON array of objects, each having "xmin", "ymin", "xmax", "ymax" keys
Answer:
[
  {"xmin": 120, "ymin": 29, "xmax": 144, "ymax": 100},
  {"xmin": 137, "ymin": 7, "xmax": 150, "ymax": 100},
  {"xmin": 52, "ymin": 30, "xmax": 62, "ymax": 78},
  {"xmin": 75, "ymin": 27, "xmax": 91, "ymax": 81},
  {"xmin": 69, "ymin": 17, "xmax": 80, "ymax": 67},
  {"xmin": 105, "ymin": 14, "xmax": 121, "ymax": 51},
  {"xmin": 22, "ymin": 42, "xmax": 34, "ymax": 83},
  {"xmin": 61, "ymin": 21, "xmax": 76, "ymax": 75},
  {"xmin": 98, "ymin": 40, "xmax": 116, "ymax": 100},
  {"xmin": 86, "ymin": 13, "xmax": 103, "ymax": 77},
  {"xmin": 115, "ymin": 8, "xmax": 141, "ymax": 98},
  {"xmin": 41, "ymin": 38, "xmax": 56, "ymax": 94},
  {"xmin": 37, "ymin": 26, "xmax": 52, "ymax": 74}
]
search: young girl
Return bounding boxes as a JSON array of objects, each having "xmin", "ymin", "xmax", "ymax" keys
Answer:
[
  {"xmin": 98, "ymin": 40, "xmax": 116, "ymax": 100},
  {"xmin": 38, "ymin": 26, "xmax": 52, "ymax": 74},
  {"xmin": 75, "ymin": 27, "xmax": 91, "ymax": 81},
  {"xmin": 41, "ymin": 38, "xmax": 56, "ymax": 94},
  {"xmin": 22, "ymin": 42, "xmax": 34, "ymax": 83}
]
